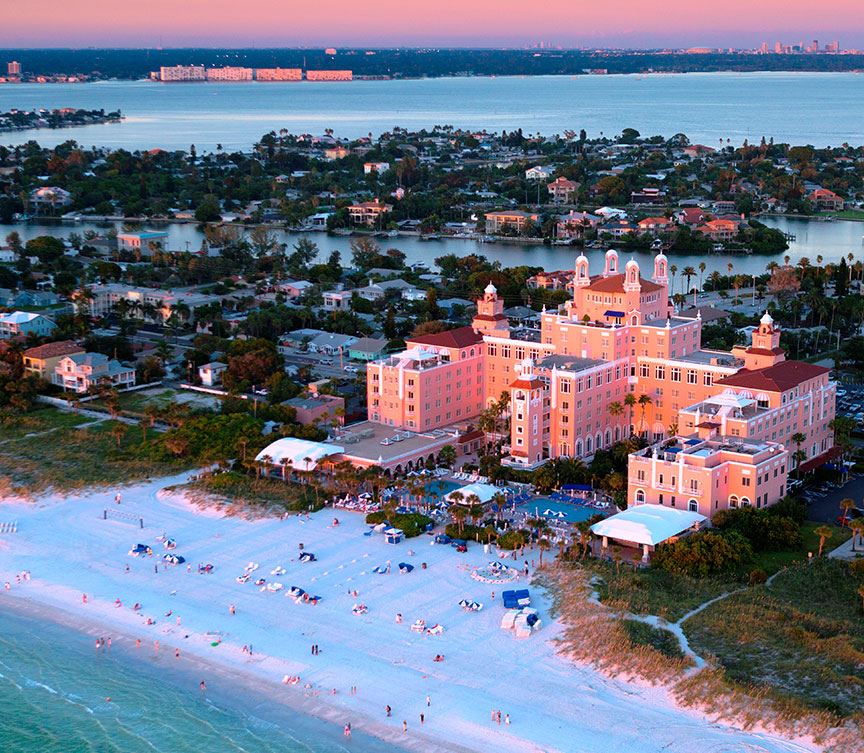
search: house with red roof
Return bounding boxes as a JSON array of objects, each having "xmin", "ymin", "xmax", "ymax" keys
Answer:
[{"xmin": 807, "ymin": 188, "xmax": 844, "ymax": 212}]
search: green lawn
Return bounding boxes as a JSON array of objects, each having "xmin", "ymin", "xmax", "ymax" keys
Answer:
[
  {"xmin": 0, "ymin": 407, "xmax": 96, "ymax": 443},
  {"xmin": 684, "ymin": 557, "xmax": 864, "ymax": 718},
  {"xmin": 0, "ymin": 419, "xmax": 188, "ymax": 495},
  {"xmin": 825, "ymin": 209, "xmax": 864, "ymax": 221}
]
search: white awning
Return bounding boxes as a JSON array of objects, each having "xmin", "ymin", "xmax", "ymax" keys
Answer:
[
  {"xmin": 590, "ymin": 504, "xmax": 706, "ymax": 547},
  {"xmin": 255, "ymin": 438, "xmax": 345, "ymax": 471},
  {"xmin": 445, "ymin": 482, "xmax": 499, "ymax": 505}
]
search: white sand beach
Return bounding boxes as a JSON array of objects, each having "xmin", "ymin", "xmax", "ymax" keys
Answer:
[{"xmin": 0, "ymin": 471, "xmax": 821, "ymax": 753}]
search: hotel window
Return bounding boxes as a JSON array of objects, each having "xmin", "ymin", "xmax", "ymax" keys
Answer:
[
  {"xmin": 501, "ymin": 346, "xmax": 511, "ymax": 359},
  {"xmin": 686, "ymin": 370, "xmax": 697, "ymax": 384},
  {"xmin": 488, "ymin": 343, "xmax": 497, "ymax": 356},
  {"xmin": 640, "ymin": 364, "xmax": 649, "ymax": 378},
  {"xmin": 515, "ymin": 347, "xmax": 525, "ymax": 360},
  {"xmin": 742, "ymin": 477, "xmax": 751, "ymax": 487},
  {"xmin": 703, "ymin": 373, "xmax": 713, "ymax": 386},
  {"xmin": 560, "ymin": 381, "xmax": 571, "ymax": 394},
  {"xmin": 670, "ymin": 367, "xmax": 681, "ymax": 382},
  {"xmin": 655, "ymin": 365, "xmax": 665, "ymax": 380}
]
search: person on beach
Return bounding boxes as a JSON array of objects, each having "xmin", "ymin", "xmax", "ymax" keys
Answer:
[
  {"xmin": 385, "ymin": 705, "xmax": 391, "ymax": 717},
  {"xmin": 402, "ymin": 720, "xmax": 407, "ymax": 732},
  {"xmin": 125, "ymin": 564, "xmax": 130, "ymax": 573},
  {"xmin": 229, "ymin": 604, "xmax": 235, "ymax": 616},
  {"xmin": 505, "ymin": 713, "xmax": 510, "ymax": 726},
  {"xmin": 136, "ymin": 639, "xmax": 141, "ymax": 649},
  {"xmin": 497, "ymin": 710, "xmax": 502, "ymax": 725},
  {"xmin": 107, "ymin": 638, "xmax": 111, "ymax": 650},
  {"xmin": 426, "ymin": 695, "xmax": 431, "ymax": 707},
  {"xmin": 154, "ymin": 640, "xmax": 159, "ymax": 653},
  {"xmin": 154, "ymin": 564, "xmax": 158, "ymax": 574},
  {"xmin": 115, "ymin": 493, "xmax": 122, "ymax": 504},
  {"xmin": 175, "ymin": 648, "xmax": 180, "ymax": 659},
  {"xmin": 199, "ymin": 680, "xmax": 206, "ymax": 693},
  {"xmin": 420, "ymin": 713, "xmax": 424, "ymax": 725},
  {"xmin": 82, "ymin": 593, "xmax": 88, "ymax": 604},
  {"xmin": 343, "ymin": 723, "xmax": 351, "ymax": 737}
]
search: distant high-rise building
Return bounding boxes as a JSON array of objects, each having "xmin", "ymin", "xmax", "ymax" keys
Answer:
[
  {"xmin": 825, "ymin": 40, "xmax": 840, "ymax": 53},
  {"xmin": 159, "ymin": 65, "xmax": 206, "ymax": 82},
  {"xmin": 306, "ymin": 70, "xmax": 352, "ymax": 81},
  {"xmin": 7, "ymin": 61, "xmax": 21, "ymax": 76},
  {"xmin": 205, "ymin": 66, "xmax": 253, "ymax": 81},
  {"xmin": 774, "ymin": 41, "xmax": 782, "ymax": 53},
  {"xmin": 759, "ymin": 42, "xmax": 769, "ymax": 54},
  {"xmin": 255, "ymin": 67, "xmax": 302, "ymax": 81},
  {"xmin": 325, "ymin": 48, "xmax": 337, "ymax": 55},
  {"xmin": 811, "ymin": 40, "xmax": 819, "ymax": 53}
]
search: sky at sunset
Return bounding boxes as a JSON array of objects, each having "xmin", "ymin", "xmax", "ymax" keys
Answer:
[{"xmin": 3, "ymin": 0, "xmax": 863, "ymax": 48}]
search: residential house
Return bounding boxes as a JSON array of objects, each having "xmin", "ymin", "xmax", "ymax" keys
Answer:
[
  {"xmin": 54, "ymin": 352, "xmax": 136, "ymax": 393},
  {"xmin": 556, "ymin": 211, "xmax": 601, "ymax": 240},
  {"xmin": 808, "ymin": 188, "xmax": 844, "ymax": 212},
  {"xmin": 675, "ymin": 207, "xmax": 706, "ymax": 226},
  {"xmin": 348, "ymin": 337, "xmax": 389, "ymax": 362},
  {"xmin": 22, "ymin": 340, "xmax": 85, "ymax": 379},
  {"xmin": 347, "ymin": 200, "xmax": 392, "ymax": 227},
  {"xmin": 527, "ymin": 270, "xmax": 574, "ymax": 290},
  {"xmin": 547, "ymin": 177, "xmax": 579, "ymax": 204},
  {"xmin": 29, "ymin": 186, "xmax": 71, "ymax": 212},
  {"xmin": 631, "ymin": 187, "xmax": 666, "ymax": 205},
  {"xmin": 0, "ymin": 311, "xmax": 56, "ymax": 339},
  {"xmin": 116, "ymin": 231, "xmax": 169, "ymax": 256},
  {"xmin": 599, "ymin": 219, "xmax": 638, "ymax": 238},
  {"xmin": 363, "ymin": 161, "xmax": 390, "ymax": 174},
  {"xmin": 698, "ymin": 219, "xmax": 740, "ymax": 242},
  {"xmin": 525, "ymin": 166, "xmax": 554, "ymax": 180},
  {"xmin": 198, "ymin": 361, "xmax": 227, "ymax": 387},
  {"xmin": 637, "ymin": 216, "xmax": 675, "ymax": 235},
  {"xmin": 323, "ymin": 289, "xmax": 354, "ymax": 310},
  {"xmin": 279, "ymin": 280, "xmax": 315, "ymax": 298}
]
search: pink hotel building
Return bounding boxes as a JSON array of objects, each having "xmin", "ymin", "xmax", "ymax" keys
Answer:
[{"xmin": 366, "ymin": 250, "xmax": 836, "ymax": 515}]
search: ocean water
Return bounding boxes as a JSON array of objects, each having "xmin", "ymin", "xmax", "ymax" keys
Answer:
[
  {"xmin": 0, "ymin": 605, "xmax": 396, "ymax": 753},
  {"xmin": 1, "ymin": 72, "xmax": 864, "ymax": 151}
]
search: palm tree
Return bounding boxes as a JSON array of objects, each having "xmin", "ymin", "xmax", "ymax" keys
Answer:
[
  {"xmin": 451, "ymin": 504, "xmax": 467, "ymax": 535},
  {"xmin": 110, "ymin": 422, "xmax": 127, "ymax": 449},
  {"xmin": 280, "ymin": 457, "xmax": 291, "ymax": 482},
  {"xmin": 623, "ymin": 393, "xmax": 637, "ymax": 436},
  {"xmin": 791, "ymin": 433, "xmax": 806, "ymax": 476},
  {"xmin": 698, "ymin": 261, "xmax": 706, "ymax": 294},
  {"xmin": 839, "ymin": 498, "xmax": 855, "ymax": 525},
  {"xmin": 849, "ymin": 518, "xmax": 864, "ymax": 553},
  {"xmin": 814, "ymin": 525, "xmax": 833, "ymax": 557},
  {"xmin": 637, "ymin": 394, "xmax": 653, "ymax": 435},
  {"xmin": 858, "ymin": 584, "xmax": 864, "ymax": 613},
  {"xmin": 669, "ymin": 264, "xmax": 678, "ymax": 295},
  {"xmin": 682, "ymin": 266, "xmax": 696, "ymax": 300},
  {"xmin": 607, "ymin": 401, "xmax": 623, "ymax": 435},
  {"xmin": 537, "ymin": 536, "xmax": 551, "ymax": 566}
]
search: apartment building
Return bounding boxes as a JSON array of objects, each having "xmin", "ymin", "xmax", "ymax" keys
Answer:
[
  {"xmin": 86, "ymin": 284, "xmax": 221, "ymax": 323},
  {"xmin": 306, "ymin": 70, "xmax": 353, "ymax": 81},
  {"xmin": 159, "ymin": 66, "xmax": 206, "ymax": 82},
  {"xmin": 484, "ymin": 210, "xmax": 540, "ymax": 235},
  {"xmin": 347, "ymin": 199, "xmax": 392, "ymax": 227},
  {"xmin": 206, "ymin": 67, "xmax": 254, "ymax": 81},
  {"xmin": 255, "ymin": 68, "xmax": 302, "ymax": 81}
]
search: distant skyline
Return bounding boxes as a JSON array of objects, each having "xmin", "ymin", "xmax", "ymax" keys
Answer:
[{"xmin": 3, "ymin": 0, "xmax": 863, "ymax": 49}]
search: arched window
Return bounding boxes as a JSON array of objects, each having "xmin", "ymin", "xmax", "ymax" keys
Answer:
[
  {"xmin": 635, "ymin": 489, "xmax": 646, "ymax": 503},
  {"xmin": 575, "ymin": 439, "xmax": 583, "ymax": 457},
  {"xmin": 631, "ymin": 315, "xmax": 638, "ymax": 326},
  {"xmin": 741, "ymin": 497, "xmax": 751, "ymax": 507},
  {"xmin": 605, "ymin": 429, "xmax": 612, "ymax": 447},
  {"xmin": 586, "ymin": 436, "xmax": 592, "ymax": 453},
  {"xmin": 614, "ymin": 426, "xmax": 621, "ymax": 442},
  {"xmin": 688, "ymin": 499, "xmax": 699, "ymax": 512},
  {"xmin": 729, "ymin": 495, "xmax": 739, "ymax": 508}
]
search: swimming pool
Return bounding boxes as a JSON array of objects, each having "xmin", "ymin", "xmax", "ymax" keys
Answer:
[{"xmin": 518, "ymin": 498, "xmax": 597, "ymax": 523}]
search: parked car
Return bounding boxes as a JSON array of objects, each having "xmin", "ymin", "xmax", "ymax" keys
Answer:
[{"xmin": 837, "ymin": 507, "xmax": 864, "ymax": 527}]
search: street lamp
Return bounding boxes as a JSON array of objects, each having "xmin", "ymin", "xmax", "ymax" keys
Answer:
[{"xmin": 752, "ymin": 274, "xmax": 757, "ymax": 306}]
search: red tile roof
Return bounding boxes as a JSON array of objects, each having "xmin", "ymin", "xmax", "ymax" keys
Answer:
[
  {"xmin": 587, "ymin": 274, "xmax": 664, "ymax": 294},
  {"xmin": 23, "ymin": 340, "xmax": 84, "ymax": 359},
  {"xmin": 716, "ymin": 360, "xmax": 829, "ymax": 392},
  {"xmin": 407, "ymin": 326, "xmax": 484, "ymax": 350}
]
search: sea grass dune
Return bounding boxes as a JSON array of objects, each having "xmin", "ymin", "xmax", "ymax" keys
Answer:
[{"xmin": 0, "ymin": 471, "xmax": 822, "ymax": 753}]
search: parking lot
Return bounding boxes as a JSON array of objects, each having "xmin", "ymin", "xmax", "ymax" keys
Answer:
[{"xmin": 834, "ymin": 381, "xmax": 864, "ymax": 427}]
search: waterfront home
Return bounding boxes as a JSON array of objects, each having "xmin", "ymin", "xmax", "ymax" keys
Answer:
[
  {"xmin": 637, "ymin": 216, "xmax": 675, "ymax": 235},
  {"xmin": 525, "ymin": 165, "xmax": 554, "ymax": 180},
  {"xmin": 697, "ymin": 219, "xmax": 740, "ymax": 242},
  {"xmin": 0, "ymin": 311, "xmax": 56, "ymax": 339},
  {"xmin": 675, "ymin": 207, "xmax": 706, "ymax": 226},
  {"xmin": 347, "ymin": 199, "xmax": 392, "ymax": 227},
  {"xmin": 54, "ymin": 352, "xmax": 136, "ymax": 393},
  {"xmin": 630, "ymin": 187, "xmax": 666, "ymax": 205},
  {"xmin": 526, "ymin": 270, "xmax": 574, "ymax": 290},
  {"xmin": 484, "ymin": 210, "xmax": 540, "ymax": 235},
  {"xmin": 29, "ymin": 186, "xmax": 71, "ymax": 212},
  {"xmin": 807, "ymin": 188, "xmax": 845, "ymax": 211},
  {"xmin": 23, "ymin": 340, "xmax": 85, "ymax": 379},
  {"xmin": 116, "ymin": 231, "xmax": 169, "ymax": 256},
  {"xmin": 555, "ymin": 211, "xmax": 601, "ymax": 240}
]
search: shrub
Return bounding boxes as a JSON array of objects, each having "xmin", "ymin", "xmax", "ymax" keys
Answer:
[
  {"xmin": 767, "ymin": 496, "xmax": 807, "ymax": 524},
  {"xmin": 848, "ymin": 558, "xmax": 864, "ymax": 579},
  {"xmin": 712, "ymin": 505, "xmax": 802, "ymax": 552},
  {"xmin": 748, "ymin": 568, "xmax": 768, "ymax": 586},
  {"xmin": 365, "ymin": 511, "xmax": 432, "ymax": 538},
  {"xmin": 444, "ymin": 523, "xmax": 492, "ymax": 542},
  {"xmin": 652, "ymin": 531, "xmax": 753, "ymax": 578},
  {"xmin": 497, "ymin": 530, "xmax": 526, "ymax": 550},
  {"xmin": 621, "ymin": 619, "xmax": 686, "ymax": 660}
]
